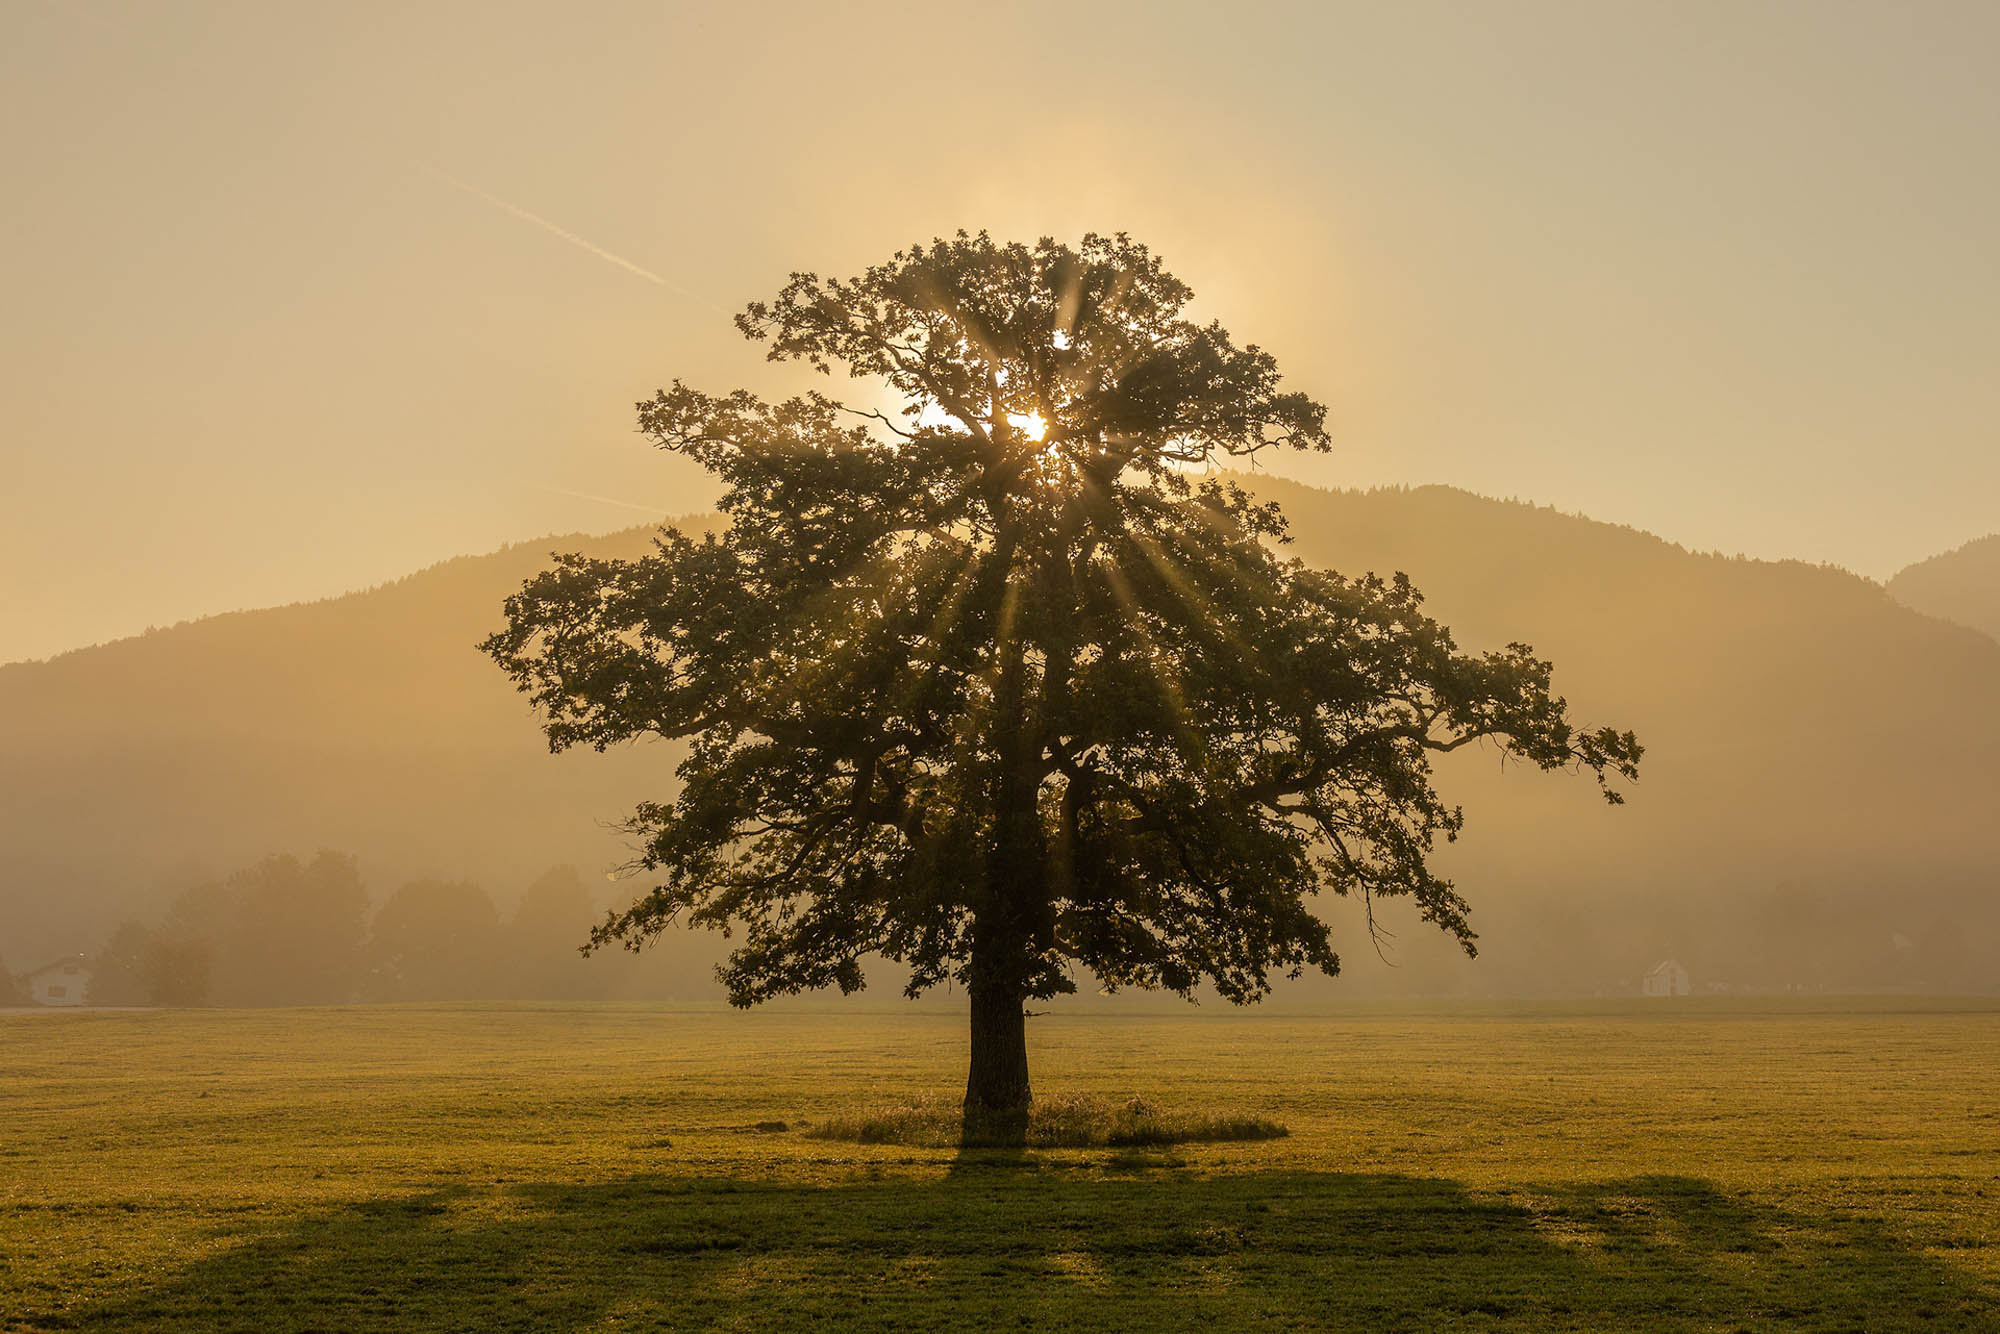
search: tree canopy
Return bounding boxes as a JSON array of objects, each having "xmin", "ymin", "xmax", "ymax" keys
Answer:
[{"xmin": 484, "ymin": 232, "xmax": 1641, "ymax": 1119}]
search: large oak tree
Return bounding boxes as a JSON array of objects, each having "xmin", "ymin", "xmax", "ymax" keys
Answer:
[{"xmin": 484, "ymin": 233, "xmax": 1640, "ymax": 1124}]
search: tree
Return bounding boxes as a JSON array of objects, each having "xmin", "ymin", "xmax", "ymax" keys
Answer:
[
  {"xmin": 138, "ymin": 933, "xmax": 211, "ymax": 1007},
  {"xmin": 500, "ymin": 865, "xmax": 603, "ymax": 1000},
  {"xmin": 157, "ymin": 851, "xmax": 369, "ymax": 1005},
  {"xmin": 224, "ymin": 852, "xmax": 370, "ymax": 1005},
  {"xmin": 485, "ymin": 232, "xmax": 1641, "ymax": 1127},
  {"xmin": 233, "ymin": 851, "xmax": 369, "ymax": 1005},
  {"xmin": 85, "ymin": 922, "xmax": 155, "ymax": 1006},
  {"xmin": 367, "ymin": 879, "xmax": 502, "ymax": 1001},
  {"xmin": 88, "ymin": 918, "xmax": 211, "ymax": 1006}
]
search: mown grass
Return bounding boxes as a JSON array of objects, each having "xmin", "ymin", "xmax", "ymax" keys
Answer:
[
  {"xmin": 3, "ymin": 998, "xmax": 1998, "ymax": 1331},
  {"xmin": 805, "ymin": 1092, "xmax": 1290, "ymax": 1148}
]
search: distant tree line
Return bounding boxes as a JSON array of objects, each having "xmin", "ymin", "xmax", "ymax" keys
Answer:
[
  {"xmin": 82, "ymin": 851, "xmax": 655, "ymax": 1007},
  {"xmin": 14, "ymin": 857, "xmax": 1992, "ymax": 1006},
  {"xmin": 1322, "ymin": 874, "xmax": 2000, "ymax": 999}
]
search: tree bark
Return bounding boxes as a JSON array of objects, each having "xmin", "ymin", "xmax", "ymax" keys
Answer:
[
  {"xmin": 962, "ymin": 561, "xmax": 1043, "ymax": 1143},
  {"xmin": 964, "ymin": 975, "xmax": 1031, "ymax": 1138}
]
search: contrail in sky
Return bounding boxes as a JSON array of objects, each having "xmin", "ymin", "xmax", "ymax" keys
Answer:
[
  {"xmin": 541, "ymin": 486, "xmax": 674, "ymax": 516},
  {"xmin": 426, "ymin": 166, "xmax": 723, "ymax": 311}
]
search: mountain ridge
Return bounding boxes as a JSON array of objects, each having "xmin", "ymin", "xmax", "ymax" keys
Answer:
[
  {"xmin": 5, "ymin": 479, "xmax": 1996, "ymax": 995},
  {"xmin": 8, "ymin": 482, "xmax": 1957, "ymax": 672},
  {"xmin": 1888, "ymin": 532, "xmax": 2000, "ymax": 645}
]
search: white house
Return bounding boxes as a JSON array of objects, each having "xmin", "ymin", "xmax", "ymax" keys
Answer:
[
  {"xmin": 23, "ymin": 956, "xmax": 92, "ymax": 1007},
  {"xmin": 1641, "ymin": 959, "xmax": 1690, "ymax": 997}
]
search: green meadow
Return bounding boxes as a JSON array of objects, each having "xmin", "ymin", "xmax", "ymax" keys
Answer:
[{"xmin": 4, "ymin": 999, "xmax": 1997, "ymax": 1331}]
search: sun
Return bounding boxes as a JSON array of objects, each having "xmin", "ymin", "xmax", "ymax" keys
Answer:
[
  {"xmin": 910, "ymin": 401, "xmax": 1049, "ymax": 444},
  {"xmin": 1007, "ymin": 411, "xmax": 1048, "ymax": 442}
]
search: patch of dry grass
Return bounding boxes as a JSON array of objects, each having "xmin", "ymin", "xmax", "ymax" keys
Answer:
[{"xmin": 803, "ymin": 1092, "xmax": 1289, "ymax": 1148}]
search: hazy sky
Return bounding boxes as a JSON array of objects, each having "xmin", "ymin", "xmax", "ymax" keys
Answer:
[{"xmin": 4, "ymin": 0, "xmax": 1997, "ymax": 663}]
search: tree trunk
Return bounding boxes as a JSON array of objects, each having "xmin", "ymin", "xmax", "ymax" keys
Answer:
[
  {"xmin": 964, "ymin": 978, "xmax": 1030, "ymax": 1142},
  {"xmin": 964, "ymin": 563, "xmax": 1041, "ymax": 1144}
]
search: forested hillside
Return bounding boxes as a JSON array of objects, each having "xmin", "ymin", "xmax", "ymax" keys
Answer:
[
  {"xmin": 1889, "ymin": 533, "xmax": 2000, "ymax": 644},
  {"xmin": 6, "ymin": 482, "xmax": 1997, "ymax": 996}
]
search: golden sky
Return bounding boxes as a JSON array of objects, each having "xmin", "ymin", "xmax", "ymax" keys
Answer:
[{"xmin": 4, "ymin": 0, "xmax": 1997, "ymax": 663}]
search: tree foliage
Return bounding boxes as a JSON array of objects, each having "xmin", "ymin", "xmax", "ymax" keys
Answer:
[
  {"xmin": 158, "ymin": 852, "xmax": 368, "ymax": 1006},
  {"xmin": 89, "ymin": 917, "xmax": 213, "ymax": 1007},
  {"xmin": 367, "ymin": 878, "xmax": 500, "ymax": 1002},
  {"xmin": 84, "ymin": 922, "xmax": 156, "ymax": 1006},
  {"xmin": 484, "ymin": 233, "xmax": 1640, "ymax": 1107}
]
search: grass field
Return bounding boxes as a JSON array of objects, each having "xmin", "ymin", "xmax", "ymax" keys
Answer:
[{"xmin": 4, "ymin": 998, "xmax": 1998, "ymax": 1331}]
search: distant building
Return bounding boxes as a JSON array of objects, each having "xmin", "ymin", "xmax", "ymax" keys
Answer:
[
  {"xmin": 23, "ymin": 956, "xmax": 92, "ymax": 1007},
  {"xmin": 1641, "ymin": 959, "xmax": 1690, "ymax": 997}
]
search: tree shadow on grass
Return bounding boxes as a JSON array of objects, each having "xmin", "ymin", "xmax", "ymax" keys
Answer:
[{"xmin": 47, "ymin": 1169, "xmax": 1996, "ymax": 1332}]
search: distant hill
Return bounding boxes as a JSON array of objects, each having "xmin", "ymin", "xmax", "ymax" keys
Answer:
[
  {"xmin": 1888, "ymin": 534, "xmax": 2000, "ymax": 644},
  {"xmin": 1251, "ymin": 480, "xmax": 2000, "ymax": 994},
  {"xmin": 5, "ymin": 482, "xmax": 1997, "ymax": 995},
  {"xmin": 0, "ymin": 525, "xmax": 683, "ymax": 979}
]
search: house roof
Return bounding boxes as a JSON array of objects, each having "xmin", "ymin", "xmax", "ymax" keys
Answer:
[{"xmin": 22, "ymin": 955, "xmax": 91, "ymax": 980}]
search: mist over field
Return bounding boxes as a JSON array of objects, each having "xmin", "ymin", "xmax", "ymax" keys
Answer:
[{"xmin": 6, "ymin": 477, "xmax": 1996, "ymax": 1001}]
